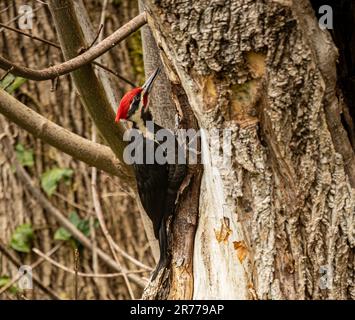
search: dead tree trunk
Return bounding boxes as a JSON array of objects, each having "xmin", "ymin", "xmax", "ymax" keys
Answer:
[{"xmin": 143, "ymin": 0, "xmax": 355, "ymax": 299}]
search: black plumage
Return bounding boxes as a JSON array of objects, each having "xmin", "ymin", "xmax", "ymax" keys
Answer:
[{"xmin": 130, "ymin": 111, "xmax": 186, "ymax": 280}]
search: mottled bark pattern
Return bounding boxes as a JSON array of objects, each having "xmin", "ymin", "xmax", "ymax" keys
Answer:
[{"xmin": 144, "ymin": 0, "xmax": 354, "ymax": 299}]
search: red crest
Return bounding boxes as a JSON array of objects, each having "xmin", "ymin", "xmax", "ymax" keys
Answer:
[{"xmin": 115, "ymin": 87, "xmax": 143, "ymax": 122}]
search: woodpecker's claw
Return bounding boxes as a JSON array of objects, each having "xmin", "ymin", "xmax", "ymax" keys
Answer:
[{"xmin": 142, "ymin": 67, "xmax": 161, "ymax": 94}]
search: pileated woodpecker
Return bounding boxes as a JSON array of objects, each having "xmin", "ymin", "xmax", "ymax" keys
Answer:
[{"xmin": 115, "ymin": 68, "xmax": 186, "ymax": 280}]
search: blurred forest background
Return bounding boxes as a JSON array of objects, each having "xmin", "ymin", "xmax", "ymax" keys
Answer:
[{"xmin": 0, "ymin": 0, "xmax": 152, "ymax": 300}]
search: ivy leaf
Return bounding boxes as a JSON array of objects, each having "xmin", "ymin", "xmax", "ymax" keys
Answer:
[
  {"xmin": 54, "ymin": 212, "xmax": 96, "ymax": 246},
  {"xmin": 78, "ymin": 220, "xmax": 91, "ymax": 237},
  {"xmin": 0, "ymin": 275, "xmax": 19, "ymax": 294},
  {"xmin": 40, "ymin": 168, "xmax": 73, "ymax": 196},
  {"xmin": 54, "ymin": 227, "xmax": 72, "ymax": 241},
  {"xmin": 15, "ymin": 144, "xmax": 34, "ymax": 167},
  {"xmin": 69, "ymin": 211, "xmax": 81, "ymax": 227},
  {"xmin": 9, "ymin": 223, "xmax": 34, "ymax": 253},
  {"xmin": 0, "ymin": 276, "xmax": 10, "ymax": 287},
  {"xmin": 54, "ymin": 212, "xmax": 79, "ymax": 242},
  {"xmin": 0, "ymin": 74, "xmax": 27, "ymax": 94}
]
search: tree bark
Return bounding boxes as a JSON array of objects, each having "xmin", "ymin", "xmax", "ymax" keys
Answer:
[{"xmin": 143, "ymin": 0, "xmax": 354, "ymax": 299}]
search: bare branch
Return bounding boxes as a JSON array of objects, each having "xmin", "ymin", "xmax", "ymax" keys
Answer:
[
  {"xmin": 92, "ymin": 180, "xmax": 136, "ymax": 299},
  {"xmin": 0, "ymin": 22, "xmax": 61, "ymax": 48},
  {"xmin": 0, "ymin": 5, "xmax": 11, "ymax": 15},
  {"xmin": 93, "ymin": 191, "xmax": 152, "ymax": 270},
  {"xmin": 0, "ymin": 12, "xmax": 147, "ymax": 81},
  {"xmin": 0, "ymin": 66, "xmax": 13, "ymax": 81},
  {"xmin": 93, "ymin": 61, "xmax": 136, "ymax": 87},
  {"xmin": 0, "ymin": 22, "xmax": 135, "ymax": 86},
  {"xmin": 0, "ymin": 88, "xmax": 133, "ymax": 185},
  {"xmin": 33, "ymin": 248, "xmax": 149, "ymax": 278},
  {"xmin": 88, "ymin": 24, "xmax": 104, "ymax": 50},
  {"xmin": 74, "ymin": 248, "xmax": 79, "ymax": 300}
]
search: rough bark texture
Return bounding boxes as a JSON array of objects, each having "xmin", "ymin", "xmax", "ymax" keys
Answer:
[
  {"xmin": 0, "ymin": 0, "xmax": 153, "ymax": 300},
  {"xmin": 144, "ymin": 0, "xmax": 354, "ymax": 299}
]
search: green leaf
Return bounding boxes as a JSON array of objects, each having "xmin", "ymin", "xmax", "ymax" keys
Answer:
[
  {"xmin": 69, "ymin": 211, "xmax": 81, "ymax": 227},
  {"xmin": 9, "ymin": 223, "xmax": 34, "ymax": 253},
  {"xmin": 53, "ymin": 212, "xmax": 97, "ymax": 246},
  {"xmin": 0, "ymin": 275, "xmax": 10, "ymax": 287},
  {"xmin": 0, "ymin": 74, "xmax": 27, "ymax": 94},
  {"xmin": 7, "ymin": 77, "xmax": 27, "ymax": 94},
  {"xmin": 0, "ymin": 275, "xmax": 19, "ymax": 294},
  {"xmin": 78, "ymin": 220, "xmax": 90, "ymax": 237},
  {"xmin": 40, "ymin": 168, "xmax": 73, "ymax": 196},
  {"xmin": 54, "ymin": 227, "xmax": 72, "ymax": 241},
  {"xmin": 15, "ymin": 143, "xmax": 34, "ymax": 167}
]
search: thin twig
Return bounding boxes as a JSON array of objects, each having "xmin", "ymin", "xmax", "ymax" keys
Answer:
[
  {"xmin": 93, "ymin": 61, "xmax": 135, "ymax": 87},
  {"xmin": 91, "ymin": 124, "xmax": 99, "ymax": 280},
  {"xmin": 91, "ymin": 174, "xmax": 136, "ymax": 299},
  {"xmin": 98, "ymin": 0, "xmax": 108, "ymax": 43},
  {"xmin": 53, "ymin": 191, "xmax": 94, "ymax": 214},
  {"xmin": 91, "ymin": 168, "xmax": 150, "ymax": 271},
  {"xmin": 0, "ymin": 21, "xmax": 135, "ymax": 85},
  {"xmin": 0, "ymin": 12, "xmax": 147, "ymax": 80},
  {"xmin": 0, "ymin": 22, "xmax": 60, "ymax": 48},
  {"xmin": 0, "ymin": 66, "xmax": 14, "ymax": 82},
  {"xmin": 0, "ymin": 244, "xmax": 61, "ymax": 298},
  {"xmin": 0, "ymin": 5, "xmax": 12, "ymax": 15},
  {"xmin": 74, "ymin": 249, "xmax": 79, "ymax": 300},
  {"xmin": 101, "ymin": 192, "xmax": 128, "ymax": 198},
  {"xmin": 92, "ymin": 0, "xmax": 135, "ymax": 87},
  {"xmin": 88, "ymin": 24, "xmax": 103, "ymax": 50},
  {"xmin": 90, "ymin": 212, "xmax": 99, "ymax": 274},
  {"xmin": 33, "ymin": 248, "xmax": 149, "ymax": 278}
]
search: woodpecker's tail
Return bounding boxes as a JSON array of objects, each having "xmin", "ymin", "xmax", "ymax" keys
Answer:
[{"xmin": 151, "ymin": 218, "xmax": 168, "ymax": 280}]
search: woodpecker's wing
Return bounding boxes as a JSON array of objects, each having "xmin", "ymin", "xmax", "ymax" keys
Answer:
[{"xmin": 133, "ymin": 138, "xmax": 169, "ymax": 239}]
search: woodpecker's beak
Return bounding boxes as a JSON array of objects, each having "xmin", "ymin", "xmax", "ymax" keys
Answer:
[{"xmin": 142, "ymin": 67, "xmax": 160, "ymax": 95}]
